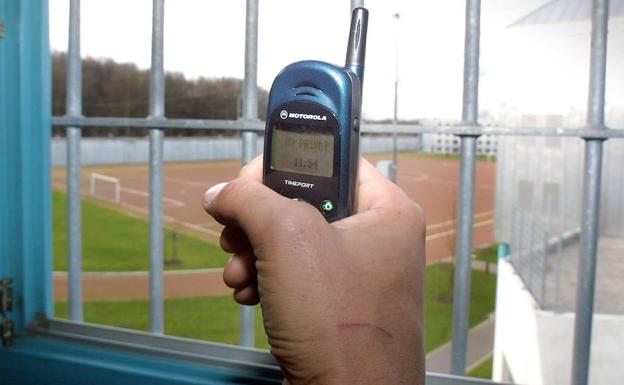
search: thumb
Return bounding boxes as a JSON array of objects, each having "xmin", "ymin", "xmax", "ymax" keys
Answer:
[{"xmin": 203, "ymin": 178, "xmax": 313, "ymax": 250}]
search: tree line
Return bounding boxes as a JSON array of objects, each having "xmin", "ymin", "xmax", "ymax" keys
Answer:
[{"xmin": 52, "ymin": 52, "xmax": 268, "ymax": 137}]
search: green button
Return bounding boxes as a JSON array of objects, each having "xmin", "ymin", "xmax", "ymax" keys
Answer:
[{"xmin": 321, "ymin": 200, "xmax": 334, "ymax": 212}]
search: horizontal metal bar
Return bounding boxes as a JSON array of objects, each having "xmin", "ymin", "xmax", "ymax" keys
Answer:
[
  {"xmin": 51, "ymin": 116, "xmax": 624, "ymax": 138},
  {"xmin": 426, "ymin": 372, "xmax": 513, "ymax": 385},
  {"xmin": 52, "ymin": 116, "xmax": 264, "ymax": 130},
  {"xmin": 39, "ymin": 319, "xmax": 281, "ymax": 377},
  {"xmin": 38, "ymin": 319, "xmax": 511, "ymax": 385}
]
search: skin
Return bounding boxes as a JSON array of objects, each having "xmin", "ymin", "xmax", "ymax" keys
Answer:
[{"xmin": 203, "ymin": 156, "xmax": 426, "ymax": 385}]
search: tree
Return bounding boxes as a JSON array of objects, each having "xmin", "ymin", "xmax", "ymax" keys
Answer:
[{"xmin": 52, "ymin": 52, "xmax": 268, "ymax": 137}]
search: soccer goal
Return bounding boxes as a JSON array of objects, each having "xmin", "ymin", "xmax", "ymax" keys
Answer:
[{"xmin": 89, "ymin": 173, "xmax": 121, "ymax": 203}]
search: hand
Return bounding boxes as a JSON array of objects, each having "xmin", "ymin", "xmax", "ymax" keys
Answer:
[{"xmin": 203, "ymin": 156, "xmax": 426, "ymax": 385}]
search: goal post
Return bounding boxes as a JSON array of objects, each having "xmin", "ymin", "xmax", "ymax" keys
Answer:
[{"xmin": 89, "ymin": 173, "xmax": 121, "ymax": 203}]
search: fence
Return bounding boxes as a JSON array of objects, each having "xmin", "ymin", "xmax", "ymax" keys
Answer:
[
  {"xmin": 509, "ymin": 205, "xmax": 571, "ymax": 311},
  {"xmin": 49, "ymin": 0, "xmax": 624, "ymax": 383},
  {"xmin": 50, "ymin": 136, "xmax": 422, "ymax": 166}
]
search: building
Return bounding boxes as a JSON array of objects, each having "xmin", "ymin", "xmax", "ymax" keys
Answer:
[{"xmin": 492, "ymin": 1, "xmax": 624, "ymax": 384}]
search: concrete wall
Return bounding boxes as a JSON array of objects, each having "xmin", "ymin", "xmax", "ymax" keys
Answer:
[
  {"xmin": 51, "ymin": 136, "xmax": 421, "ymax": 166},
  {"xmin": 493, "ymin": 260, "xmax": 624, "ymax": 385},
  {"xmin": 420, "ymin": 133, "xmax": 498, "ymax": 156}
]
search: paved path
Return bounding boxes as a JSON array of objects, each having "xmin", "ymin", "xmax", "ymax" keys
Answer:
[
  {"xmin": 53, "ymin": 216, "xmax": 495, "ymax": 301},
  {"xmin": 54, "ymin": 269, "xmax": 230, "ymax": 301},
  {"xmin": 426, "ymin": 315, "xmax": 495, "ymax": 374}
]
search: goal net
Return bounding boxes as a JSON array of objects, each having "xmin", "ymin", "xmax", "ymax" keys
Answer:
[{"xmin": 89, "ymin": 173, "xmax": 121, "ymax": 203}]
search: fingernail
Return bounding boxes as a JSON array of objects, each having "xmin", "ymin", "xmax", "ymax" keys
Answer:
[{"xmin": 203, "ymin": 182, "xmax": 228, "ymax": 210}]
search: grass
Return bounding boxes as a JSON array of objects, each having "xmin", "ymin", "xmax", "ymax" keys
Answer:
[
  {"xmin": 468, "ymin": 356, "xmax": 493, "ymax": 379},
  {"xmin": 474, "ymin": 244, "xmax": 498, "ymax": 264},
  {"xmin": 54, "ymin": 263, "xmax": 497, "ymax": 353},
  {"xmin": 55, "ymin": 295, "xmax": 270, "ymax": 349},
  {"xmin": 53, "ymin": 190, "xmax": 230, "ymax": 271},
  {"xmin": 424, "ymin": 263, "xmax": 497, "ymax": 352}
]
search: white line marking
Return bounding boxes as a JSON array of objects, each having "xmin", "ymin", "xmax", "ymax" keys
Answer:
[
  {"xmin": 426, "ymin": 219, "xmax": 494, "ymax": 241},
  {"xmin": 164, "ymin": 177, "xmax": 215, "ymax": 188},
  {"xmin": 121, "ymin": 186, "xmax": 186, "ymax": 207},
  {"xmin": 427, "ymin": 211, "xmax": 495, "ymax": 231}
]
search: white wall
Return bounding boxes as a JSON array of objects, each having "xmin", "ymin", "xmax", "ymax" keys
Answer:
[
  {"xmin": 51, "ymin": 136, "xmax": 421, "ymax": 166},
  {"xmin": 493, "ymin": 260, "xmax": 624, "ymax": 385}
]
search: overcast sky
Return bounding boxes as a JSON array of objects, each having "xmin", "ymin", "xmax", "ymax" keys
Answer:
[{"xmin": 51, "ymin": 0, "xmax": 611, "ymax": 122}]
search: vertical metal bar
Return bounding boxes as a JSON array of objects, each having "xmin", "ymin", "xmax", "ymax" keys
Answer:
[
  {"xmin": 527, "ymin": 220, "xmax": 534, "ymax": 292},
  {"xmin": 148, "ymin": 0, "xmax": 165, "ymax": 335},
  {"xmin": 239, "ymin": 0, "xmax": 259, "ymax": 348},
  {"xmin": 571, "ymin": 1, "xmax": 609, "ymax": 384},
  {"xmin": 351, "ymin": 0, "xmax": 365, "ymax": 11},
  {"xmin": 450, "ymin": 0, "xmax": 481, "ymax": 376},
  {"xmin": 391, "ymin": 13, "xmax": 399, "ymax": 183},
  {"xmin": 66, "ymin": 0, "xmax": 83, "ymax": 322},
  {"xmin": 511, "ymin": 206, "xmax": 518, "ymax": 265},
  {"xmin": 540, "ymin": 231, "xmax": 549, "ymax": 308},
  {"xmin": 556, "ymin": 237, "xmax": 562, "ymax": 310}
]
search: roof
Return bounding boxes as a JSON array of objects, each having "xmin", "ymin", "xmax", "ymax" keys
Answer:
[{"xmin": 509, "ymin": 0, "xmax": 624, "ymax": 27}]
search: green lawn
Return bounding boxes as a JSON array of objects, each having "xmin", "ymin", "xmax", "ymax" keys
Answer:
[
  {"xmin": 474, "ymin": 244, "xmax": 498, "ymax": 264},
  {"xmin": 424, "ymin": 264, "xmax": 497, "ymax": 352},
  {"xmin": 55, "ymin": 295, "xmax": 270, "ymax": 349},
  {"xmin": 468, "ymin": 356, "xmax": 493, "ymax": 379},
  {"xmin": 54, "ymin": 263, "xmax": 497, "ymax": 353},
  {"xmin": 53, "ymin": 190, "xmax": 230, "ymax": 271}
]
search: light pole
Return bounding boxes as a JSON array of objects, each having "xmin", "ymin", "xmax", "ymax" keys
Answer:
[{"xmin": 391, "ymin": 12, "xmax": 400, "ymax": 183}]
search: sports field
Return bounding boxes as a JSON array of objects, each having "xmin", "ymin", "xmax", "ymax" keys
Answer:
[{"xmin": 52, "ymin": 153, "xmax": 496, "ymax": 265}]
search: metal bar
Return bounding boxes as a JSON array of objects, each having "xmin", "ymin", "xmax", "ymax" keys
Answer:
[
  {"xmin": 36, "ymin": 320, "xmax": 514, "ymax": 385},
  {"xmin": 450, "ymin": 136, "xmax": 478, "ymax": 375},
  {"xmin": 351, "ymin": 0, "xmax": 365, "ymax": 11},
  {"xmin": 391, "ymin": 12, "xmax": 399, "ymax": 183},
  {"xmin": 527, "ymin": 219, "xmax": 534, "ymax": 292},
  {"xmin": 571, "ymin": 0, "xmax": 610, "ymax": 383},
  {"xmin": 148, "ymin": 0, "xmax": 165, "ymax": 335},
  {"xmin": 50, "ymin": 116, "xmax": 624, "ymax": 138},
  {"xmin": 450, "ymin": 0, "xmax": 481, "ymax": 376},
  {"xmin": 540, "ymin": 231, "xmax": 549, "ymax": 307},
  {"xmin": 239, "ymin": 0, "xmax": 259, "ymax": 348},
  {"xmin": 66, "ymin": 0, "xmax": 83, "ymax": 322},
  {"xmin": 40, "ymin": 319, "xmax": 281, "ymax": 374}
]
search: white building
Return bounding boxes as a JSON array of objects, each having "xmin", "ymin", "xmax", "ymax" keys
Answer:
[{"xmin": 492, "ymin": 1, "xmax": 624, "ymax": 384}]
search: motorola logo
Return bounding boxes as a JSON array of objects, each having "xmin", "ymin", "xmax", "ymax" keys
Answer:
[{"xmin": 280, "ymin": 110, "xmax": 289, "ymax": 119}]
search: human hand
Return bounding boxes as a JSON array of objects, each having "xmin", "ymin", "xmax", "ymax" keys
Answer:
[{"xmin": 203, "ymin": 156, "xmax": 425, "ymax": 385}]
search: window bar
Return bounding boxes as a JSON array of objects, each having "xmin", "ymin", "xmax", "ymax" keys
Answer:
[
  {"xmin": 148, "ymin": 0, "xmax": 166, "ymax": 335},
  {"xmin": 450, "ymin": 0, "xmax": 481, "ymax": 376},
  {"xmin": 66, "ymin": 0, "xmax": 83, "ymax": 322},
  {"xmin": 239, "ymin": 0, "xmax": 259, "ymax": 348},
  {"xmin": 351, "ymin": 0, "xmax": 365, "ymax": 11},
  {"xmin": 571, "ymin": 0, "xmax": 610, "ymax": 384}
]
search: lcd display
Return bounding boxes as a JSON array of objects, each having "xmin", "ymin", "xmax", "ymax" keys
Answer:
[{"xmin": 271, "ymin": 128, "xmax": 334, "ymax": 177}]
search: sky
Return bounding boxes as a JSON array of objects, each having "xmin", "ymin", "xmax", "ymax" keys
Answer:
[{"xmin": 48, "ymin": 0, "xmax": 622, "ymax": 124}]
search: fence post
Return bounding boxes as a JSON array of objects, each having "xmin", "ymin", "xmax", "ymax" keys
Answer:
[
  {"xmin": 66, "ymin": 0, "xmax": 83, "ymax": 322},
  {"xmin": 540, "ymin": 231, "xmax": 549, "ymax": 308},
  {"xmin": 148, "ymin": 0, "xmax": 166, "ymax": 335},
  {"xmin": 571, "ymin": 1, "xmax": 609, "ymax": 384},
  {"xmin": 450, "ymin": 0, "xmax": 482, "ymax": 375},
  {"xmin": 239, "ymin": 0, "xmax": 260, "ymax": 348}
]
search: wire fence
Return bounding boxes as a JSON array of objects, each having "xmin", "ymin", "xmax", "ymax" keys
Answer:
[{"xmin": 510, "ymin": 205, "xmax": 570, "ymax": 311}]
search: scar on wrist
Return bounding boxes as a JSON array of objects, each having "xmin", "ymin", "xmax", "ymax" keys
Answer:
[{"xmin": 336, "ymin": 322, "xmax": 393, "ymax": 338}]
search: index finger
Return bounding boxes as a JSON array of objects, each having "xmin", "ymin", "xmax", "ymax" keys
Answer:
[{"xmin": 355, "ymin": 157, "xmax": 407, "ymax": 213}]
